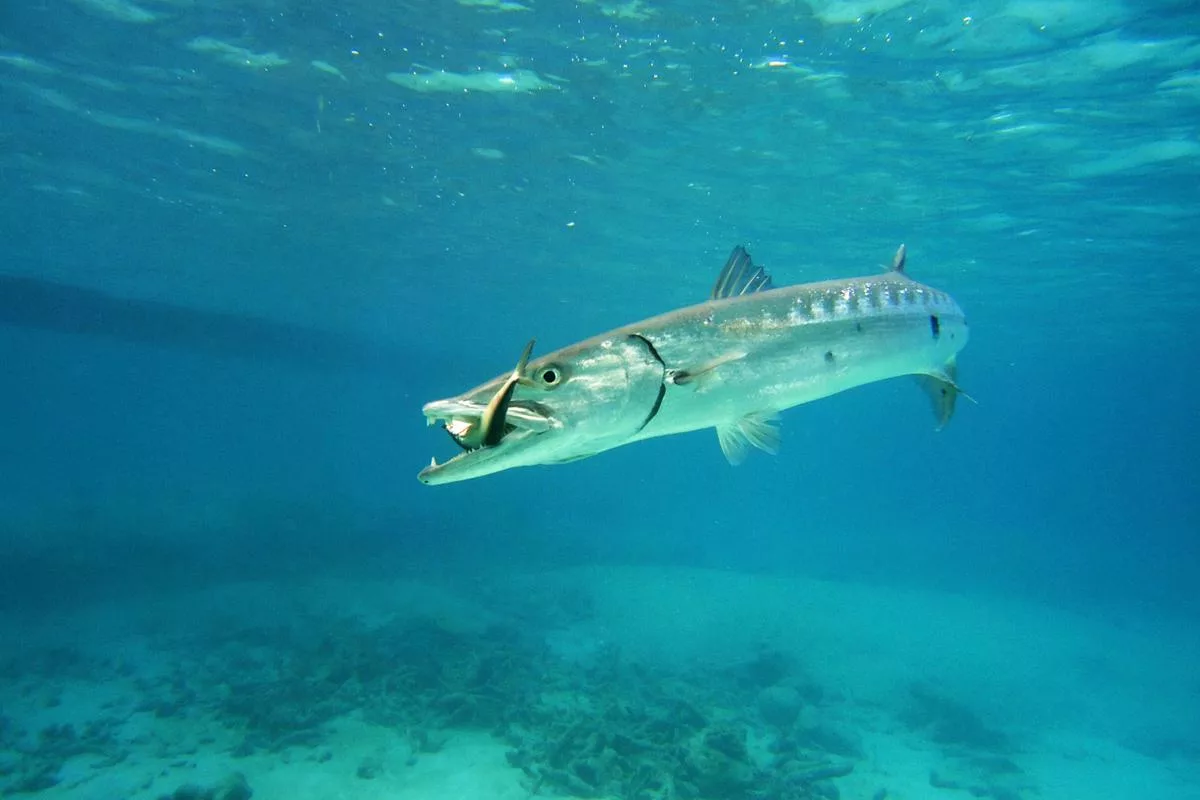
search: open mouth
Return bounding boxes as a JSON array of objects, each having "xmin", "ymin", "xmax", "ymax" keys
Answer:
[
  {"xmin": 421, "ymin": 400, "xmax": 554, "ymax": 473},
  {"xmin": 437, "ymin": 414, "xmax": 521, "ymax": 456}
]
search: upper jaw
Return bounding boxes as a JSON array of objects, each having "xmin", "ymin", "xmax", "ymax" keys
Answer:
[{"xmin": 418, "ymin": 398, "xmax": 556, "ymax": 484}]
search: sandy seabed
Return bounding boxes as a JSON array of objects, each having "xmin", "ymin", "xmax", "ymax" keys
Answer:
[{"xmin": 1, "ymin": 566, "xmax": 1196, "ymax": 800}]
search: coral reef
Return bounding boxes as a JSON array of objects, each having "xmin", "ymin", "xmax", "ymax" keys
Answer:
[
  {"xmin": 0, "ymin": 712, "xmax": 126, "ymax": 794},
  {"xmin": 4, "ymin": 591, "xmax": 1037, "ymax": 800},
  {"xmin": 498, "ymin": 644, "xmax": 854, "ymax": 800},
  {"xmin": 53, "ymin": 607, "xmax": 856, "ymax": 799}
]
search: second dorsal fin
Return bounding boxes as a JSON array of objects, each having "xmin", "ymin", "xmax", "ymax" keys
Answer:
[{"xmin": 711, "ymin": 246, "xmax": 774, "ymax": 300}]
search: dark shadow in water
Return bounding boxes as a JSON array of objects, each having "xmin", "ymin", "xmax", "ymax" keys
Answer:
[
  {"xmin": 0, "ymin": 275, "xmax": 403, "ymax": 371},
  {"xmin": 0, "ymin": 498, "xmax": 628, "ymax": 612}
]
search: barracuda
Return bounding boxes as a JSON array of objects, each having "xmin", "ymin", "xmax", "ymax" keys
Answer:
[{"xmin": 419, "ymin": 244, "xmax": 969, "ymax": 485}]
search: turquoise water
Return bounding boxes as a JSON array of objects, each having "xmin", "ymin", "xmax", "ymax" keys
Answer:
[{"xmin": 1, "ymin": 1, "xmax": 1198, "ymax": 798}]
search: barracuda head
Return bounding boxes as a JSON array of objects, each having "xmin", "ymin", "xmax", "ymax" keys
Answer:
[{"xmin": 419, "ymin": 334, "xmax": 667, "ymax": 485}]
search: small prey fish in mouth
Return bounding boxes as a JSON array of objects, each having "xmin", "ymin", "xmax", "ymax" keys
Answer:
[
  {"xmin": 420, "ymin": 243, "xmax": 969, "ymax": 485},
  {"xmin": 439, "ymin": 338, "xmax": 536, "ymax": 453}
]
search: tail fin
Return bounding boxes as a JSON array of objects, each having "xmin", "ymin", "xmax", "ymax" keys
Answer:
[{"xmin": 915, "ymin": 357, "xmax": 972, "ymax": 429}]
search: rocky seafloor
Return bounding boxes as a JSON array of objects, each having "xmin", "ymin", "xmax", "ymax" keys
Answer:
[{"xmin": 0, "ymin": 581, "xmax": 1035, "ymax": 800}]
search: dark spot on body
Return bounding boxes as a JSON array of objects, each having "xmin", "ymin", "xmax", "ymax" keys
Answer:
[
  {"xmin": 930, "ymin": 314, "xmax": 941, "ymax": 339},
  {"xmin": 824, "ymin": 350, "xmax": 835, "ymax": 365},
  {"xmin": 855, "ymin": 322, "xmax": 863, "ymax": 333}
]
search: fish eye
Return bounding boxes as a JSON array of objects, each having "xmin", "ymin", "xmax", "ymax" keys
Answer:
[{"xmin": 539, "ymin": 366, "xmax": 562, "ymax": 386}]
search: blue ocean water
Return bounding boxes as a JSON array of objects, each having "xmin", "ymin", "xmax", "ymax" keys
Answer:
[{"xmin": 1, "ymin": 1, "xmax": 1198, "ymax": 798}]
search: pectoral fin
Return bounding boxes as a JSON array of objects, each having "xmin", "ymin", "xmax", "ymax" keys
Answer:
[
  {"xmin": 915, "ymin": 356, "xmax": 973, "ymax": 430},
  {"xmin": 671, "ymin": 351, "xmax": 746, "ymax": 386},
  {"xmin": 716, "ymin": 412, "xmax": 782, "ymax": 466}
]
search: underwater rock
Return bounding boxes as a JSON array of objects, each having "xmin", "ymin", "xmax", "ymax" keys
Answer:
[
  {"xmin": 4, "ymin": 761, "xmax": 61, "ymax": 794},
  {"xmin": 737, "ymin": 647, "xmax": 792, "ymax": 687},
  {"xmin": 272, "ymin": 728, "xmax": 326, "ymax": 749},
  {"xmin": 0, "ymin": 715, "xmax": 125, "ymax": 795},
  {"xmin": 409, "ymin": 727, "xmax": 447, "ymax": 754},
  {"xmin": 929, "ymin": 755, "xmax": 1030, "ymax": 800},
  {"xmin": 905, "ymin": 684, "xmax": 1008, "ymax": 750},
  {"xmin": 757, "ymin": 685, "xmax": 803, "ymax": 728},
  {"xmin": 930, "ymin": 769, "xmax": 970, "ymax": 791},
  {"xmin": 702, "ymin": 726, "xmax": 749, "ymax": 761},
  {"xmin": 814, "ymin": 781, "xmax": 840, "ymax": 800},
  {"xmin": 230, "ymin": 737, "xmax": 257, "ymax": 758},
  {"xmin": 784, "ymin": 759, "xmax": 854, "ymax": 784},
  {"xmin": 669, "ymin": 698, "xmax": 709, "ymax": 730},
  {"xmin": 433, "ymin": 692, "xmax": 481, "ymax": 726},
  {"xmin": 156, "ymin": 773, "xmax": 252, "ymax": 800},
  {"xmin": 544, "ymin": 765, "xmax": 597, "ymax": 796},
  {"xmin": 603, "ymin": 731, "xmax": 646, "ymax": 756},
  {"xmin": 38, "ymin": 723, "xmax": 78, "ymax": 749},
  {"xmin": 217, "ymin": 773, "xmax": 253, "ymax": 800},
  {"xmin": 356, "ymin": 756, "xmax": 383, "ymax": 779},
  {"xmin": 157, "ymin": 783, "xmax": 213, "ymax": 800},
  {"xmin": 686, "ymin": 735, "xmax": 757, "ymax": 798},
  {"xmin": 798, "ymin": 722, "xmax": 864, "ymax": 758}
]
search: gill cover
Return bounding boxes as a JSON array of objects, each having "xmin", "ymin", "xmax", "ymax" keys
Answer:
[{"xmin": 530, "ymin": 333, "xmax": 668, "ymax": 463}]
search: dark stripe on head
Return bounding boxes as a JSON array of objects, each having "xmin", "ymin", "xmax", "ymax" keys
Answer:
[
  {"xmin": 639, "ymin": 383, "xmax": 667, "ymax": 433},
  {"xmin": 632, "ymin": 332, "xmax": 664, "ymax": 366},
  {"xmin": 629, "ymin": 333, "xmax": 668, "ymax": 433}
]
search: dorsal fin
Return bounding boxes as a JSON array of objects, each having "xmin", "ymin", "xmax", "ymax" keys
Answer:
[
  {"xmin": 711, "ymin": 246, "xmax": 774, "ymax": 300},
  {"xmin": 890, "ymin": 243, "xmax": 907, "ymax": 273}
]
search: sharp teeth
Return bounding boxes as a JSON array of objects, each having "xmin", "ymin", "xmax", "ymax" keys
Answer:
[{"xmin": 445, "ymin": 418, "xmax": 474, "ymax": 438}]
